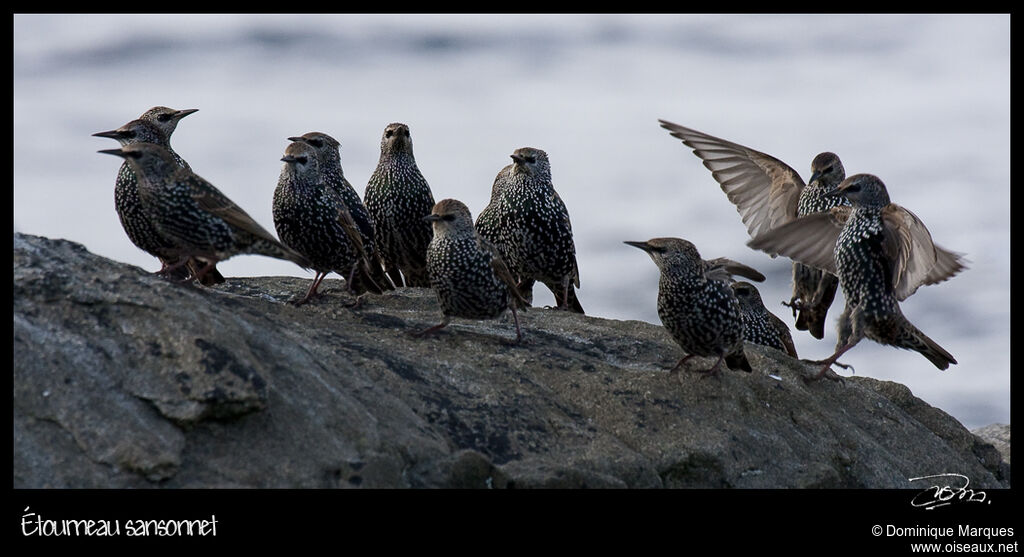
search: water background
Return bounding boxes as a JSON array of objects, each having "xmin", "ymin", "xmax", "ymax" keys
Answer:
[{"xmin": 13, "ymin": 14, "xmax": 1010, "ymax": 429}]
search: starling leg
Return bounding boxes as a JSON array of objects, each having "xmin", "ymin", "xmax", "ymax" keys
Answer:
[
  {"xmin": 691, "ymin": 354, "xmax": 725, "ymax": 379},
  {"xmin": 668, "ymin": 354, "xmax": 697, "ymax": 375},
  {"xmin": 781, "ymin": 297, "xmax": 803, "ymax": 319},
  {"xmin": 411, "ymin": 317, "xmax": 451, "ymax": 338},
  {"xmin": 509, "ymin": 305, "xmax": 523, "ymax": 343},
  {"xmin": 805, "ymin": 342, "xmax": 859, "ymax": 383},
  {"xmin": 295, "ymin": 272, "xmax": 327, "ymax": 306}
]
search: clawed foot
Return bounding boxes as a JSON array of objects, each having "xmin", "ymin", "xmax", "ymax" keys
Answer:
[{"xmin": 781, "ymin": 298, "xmax": 803, "ymax": 319}]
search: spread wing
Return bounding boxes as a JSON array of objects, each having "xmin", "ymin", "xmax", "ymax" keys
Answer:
[
  {"xmin": 746, "ymin": 207, "xmax": 851, "ymax": 274},
  {"xmin": 659, "ymin": 119, "xmax": 805, "ymax": 238},
  {"xmin": 705, "ymin": 258, "xmax": 766, "ymax": 283},
  {"xmin": 881, "ymin": 204, "xmax": 968, "ymax": 301}
]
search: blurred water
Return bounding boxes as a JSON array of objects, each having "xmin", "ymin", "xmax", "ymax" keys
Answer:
[{"xmin": 13, "ymin": 14, "xmax": 1009, "ymax": 429}]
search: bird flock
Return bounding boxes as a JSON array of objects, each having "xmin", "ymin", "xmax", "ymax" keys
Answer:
[{"xmin": 94, "ymin": 107, "xmax": 967, "ymax": 383}]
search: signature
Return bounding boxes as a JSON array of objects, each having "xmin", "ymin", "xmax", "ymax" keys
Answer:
[{"xmin": 909, "ymin": 473, "xmax": 988, "ymax": 510}]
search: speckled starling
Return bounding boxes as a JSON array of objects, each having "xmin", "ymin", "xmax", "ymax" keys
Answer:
[
  {"xmin": 287, "ymin": 131, "xmax": 393, "ymax": 293},
  {"xmin": 363, "ymin": 123, "xmax": 436, "ymax": 288},
  {"xmin": 748, "ymin": 174, "xmax": 967, "ymax": 380},
  {"xmin": 731, "ymin": 281, "xmax": 798, "ymax": 358},
  {"xmin": 475, "ymin": 147, "xmax": 584, "ymax": 314},
  {"xmin": 273, "ymin": 141, "xmax": 383, "ymax": 304},
  {"xmin": 416, "ymin": 198, "xmax": 525, "ymax": 341},
  {"xmin": 92, "ymin": 107, "xmax": 225, "ymax": 285},
  {"xmin": 626, "ymin": 237, "xmax": 760, "ymax": 376},
  {"xmin": 98, "ymin": 143, "xmax": 311, "ymax": 282},
  {"xmin": 658, "ymin": 119, "xmax": 849, "ymax": 339}
]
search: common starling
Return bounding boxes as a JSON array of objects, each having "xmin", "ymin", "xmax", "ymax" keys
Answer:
[
  {"xmin": 475, "ymin": 147, "xmax": 584, "ymax": 313},
  {"xmin": 273, "ymin": 141, "xmax": 382, "ymax": 305},
  {"xmin": 415, "ymin": 198, "xmax": 526, "ymax": 342},
  {"xmin": 626, "ymin": 237, "xmax": 765, "ymax": 376},
  {"xmin": 98, "ymin": 143, "xmax": 311, "ymax": 282},
  {"xmin": 287, "ymin": 131, "xmax": 393, "ymax": 293},
  {"xmin": 658, "ymin": 119, "xmax": 849, "ymax": 339},
  {"xmin": 364, "ymin": 123, "xmax": 436, "ymax": 288},
  {"xmin": 731, "ymin": 281, "xmax": 798, "ymax": 358},
  {"xmin": 92, "ymin": 107, "xmax": 225, "ymax": 285},
  {"xmin": 747, "ymin": 174, "xmax": 966, "ymax": 380}
]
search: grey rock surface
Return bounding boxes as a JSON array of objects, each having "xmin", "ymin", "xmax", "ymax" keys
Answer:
[
  {"xmin": 13, "ymin": 233, "xmax": 1010, "ymax": 488},
  {"xmin": 972, "ymin": 424, "xmax": 1010, "ymax": 464}
]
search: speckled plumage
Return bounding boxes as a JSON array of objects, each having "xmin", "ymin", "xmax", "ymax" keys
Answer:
[
  {"xmin": 273, "ymin": 141, "xmax": 381, "ymax": 304},
  {"xmin": 748, "ymin": 174, "xmax": 966, "ymax": 380},
  {"xmin": 475, "ymin": 147, "xmax": 584, "ymax": 313},
  {"xmin": 287, "ymin": 131, "xmax": 392, "ymax": 293},
  {"xmin": 364, "ymin": 123, "xmax": 436, "ymax": 288},
  {"xmin": 417, "ymin": 198, "xmax": 524, "ymax": 341},
  {"xmin": 92, "ymin": 107, "xmax": 224, "ymax": 285},
  {"xmin": 658, "ymin": 120, "xmax": 850, "ymax": 338},
  {"xmin": 731, "ymin": 281, "xmax": 798, "ymax": 358},
  {"xmin": 626, "ymin": 237, "xmax": 755, "ymax": 375},
  {"xmin": 98, "ymin": 143, "xmax": 311, "ymax": 282}
]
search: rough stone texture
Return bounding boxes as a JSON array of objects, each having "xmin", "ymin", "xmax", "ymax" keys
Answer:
[
  {"xmin": 13, "ymin": 233, "xmax": 1010, "ymax": 488},
  {"xmin": 973, "ymin": 424, "xmax": 1010, "ymax": 464}
]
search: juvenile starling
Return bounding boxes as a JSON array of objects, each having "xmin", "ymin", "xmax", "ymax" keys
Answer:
[
  {"xmin": 287, "ymin": 131, "xmax": 393, "ymax": 293},
  {"xmin": 416, "ymin": 199, "xmax": 526, "ymax": 341},
  {"xmin": 658, "ymin": 119, "xmax": 849, "ymax": 339},
  {"xmin": 731, "ymin": 281, "xmax": 798, "ymax": 358},
  {"xmin": 626, "ymin": 237, "xmax": 765, "ymax": 376},
  {"xmin": 748, "ymin": 174, "xmax": 966, "ymax": 380},
  {"xmin": 98, "ymin": 143, "xmax": 311, "ymax": 282},
  {"xmin": 475, "ymin": 147, "xmax": 584, "ymax": 313},
  {"xmin": 364, "ymin": 123, "xmax": 436, "ymax": 288},
  {"xmin": 273, "ymin": 141, "xmax": 382, "ymax": 304},
  {"xmin": 92, "ymin": 107, "xmax": 225, "ymax": 285}
]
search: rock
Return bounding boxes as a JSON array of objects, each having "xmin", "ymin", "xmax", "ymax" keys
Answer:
[
  {"xmin": 973, "ymin": 424, "xmax": 1010, "ymax": 464},
  {"xmin": 12, "ymin": 233, "xmax": 1010, "ymax": 488}
]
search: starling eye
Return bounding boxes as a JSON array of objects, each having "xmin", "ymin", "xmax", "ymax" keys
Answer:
[
  {"xmin": 824, "ymin": 166, "xmax": 833, "ymax": 174},
  {"xmin": 385, "ymin": 130, "xmax": 394, "ymax": 138},
  {"xmin": 525, "ymin": 156, "xmax": 536, "ymax": 164},
  {"xmin": 845, "ymin": 184, "xmax": 861, "ymax": 193},
  {"xmin": 157, "ymin": 114, "xmax": 171, "ymax": 122},
  {"xmin": 308, "ymin": 139, "xmax": 322, "ymax": 148},
  {"xmin": 297, "ymin": 156, "xmax": 308, "ymax": 164},
  {"xmin": 442, "ymin": 214, "xmax": 455, "ymax": 221}
]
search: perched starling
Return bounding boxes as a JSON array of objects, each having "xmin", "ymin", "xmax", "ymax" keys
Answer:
[
  {"xmin": 626, "ymin": 237, "xmax": 765, "ymax": 376},
  {"xmin": 364, "ymin": 123, "xmax": 436, "ymax": 288},
  {"xmin": 731, "ymin": 281, "xmax": 798, "ymax": 358},
  {"xmin": 416, "ymin": 198, "xmax": 525, "ymax": 341},
  {"xmin": 273, "ymin": 141, "xmax": 382, "ymax": 305},
  {"xmin": 92, "ymin": 107, "xmax": 225, "ymax": 285},
  {"xmin": 748, "ymin": 174, "xmax": 967, "ymax": 380},
  {"xmin": 287, "ymin": 131, "xmax": 393, "ymax": 293},
  {"xmin": 98, "ymin": 143, "xmax": 311, "ymax": 282},
  {"xmin": 475, "ymin": 147, "xmax": 584, "ymax": 313},
  {"xmin": 658, "ymin": 119, "xmax": 849, "ymax": 339}
]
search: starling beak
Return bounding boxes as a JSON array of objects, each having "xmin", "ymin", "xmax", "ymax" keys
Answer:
[
  {"xmin": 748, "ymin": 174, "xmax": 965, "ymax": 381},
  {"xmin": 476, "ymin": 147, "xmax": 584, "ymax": 314},
  {"xmin": 415, "ymin": 198, "xmax": 524, "ymax": 342},
  {"xmin": 658, "ymin": 119, "xmax": 848, "ymax": 339},
  {"xmin": 626, "ymin": 237, "xmax": 754, "ymax": 376},
  {"xmin": 93, "ymin": 107, "xmax": 224, "ymax": 285}
]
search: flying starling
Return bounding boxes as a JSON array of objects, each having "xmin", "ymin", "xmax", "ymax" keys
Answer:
[
  {"xmin": 363, "ymin": 122, "xmax": 436, "ymax": 288},
  {"xmin": 287, "ymin": 131, "xmax": 393, "ymax": 293},
  {"xmin": 626, "ymin": 237, "xmax": 766, "ymax": 376},
  {"xmin": 658, "ymin": 119, "xmax": 849, "ymax": 339},
  {"xmin": 98, "ymin": 143, "xmax": 311, "ymax": 282},
  {"xmin": 475, "ymin": 147, "xmax": 584, "ymax": 313},
  {"xmin": 415, "ymin": 198, "xmax": 526, "ymax": 342},
  {"xmin": 273, "ymin": 141, "xmax": 383, "ymax": 305},
  {"xmin": 92, "ymin": 107, "xmax": 225, "ymax": 285},
  {"xmin": 748, "ymin": 174, "xmax": 967, "ymax": 381},
  {"xmin": 731, "ymin": 281, "xmax": 798, "ymax": 358}
]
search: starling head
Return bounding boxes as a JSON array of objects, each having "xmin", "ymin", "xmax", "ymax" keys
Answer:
[
  {"xmin": 828, "ymin": 173, "xmax": 891, "ymax": 208},
  {"xmin": 624, "ymin": 237, "xmax": 703, "ymax": 275},
  {"xmin": 98, "ymin": 143, "xmax": 180, "ymax": 179},
  {"xmin": 138, "ymin": 106, "xmax": 198, "ymax": 137},
  {"xmin": 808, "ymin": 151, "xmax": 845, "ymax": 187},
  {"xmin": 92, "ymin": 119, "xmax": 164, "ymax": 146},
  {"xmin": 281, "ymin": 141, "xmax": 321, "ymax": 182},
  {"xmin": 424, "ymin": 198, "xmax": 475, "ymax": 235},
  {"xmin": 509, "ymin": 147, "xmax": 551, "ymax": 180},
  {"xmin": 380, "ymin": 122, "xmax": 413, "ymax": 155},
  {"xmin": 288, "ymin": 131, "xmax": 340, "ymax": 153},
  {"xmin": 730, "ymin": 281, "xmax": 764, "ymax": 306}
]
